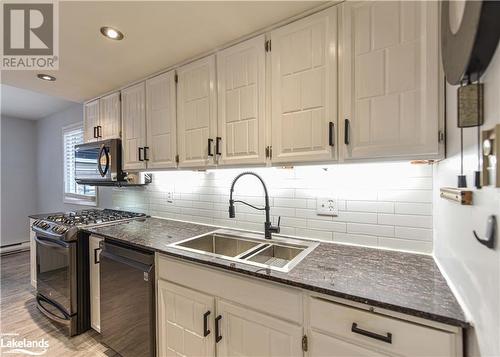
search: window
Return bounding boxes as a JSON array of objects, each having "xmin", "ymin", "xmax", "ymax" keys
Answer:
[{"xmin": 63, "ymin": 124, "xmax": 97, "ymax": 205}]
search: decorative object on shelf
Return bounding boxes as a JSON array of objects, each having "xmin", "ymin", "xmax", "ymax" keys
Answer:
[
  {"xmin": 481, "ymin": 124, "xmax": 500, "ymax": 187},
  {"xmin": 441, "ymin": 0, "xmax": 500, "ymax": 85},
  {"xmin": 473, "ymin": 215, "xmax": 496, "ymax": 249},
  {"xmin": 439, "ymin": 187, "xmax": 473, "ymax": 205}
]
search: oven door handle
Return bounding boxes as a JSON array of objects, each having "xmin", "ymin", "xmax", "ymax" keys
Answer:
[
  {"xmin": 34, "ymin": 234, "xmax": 71, "ymax": 248},
  {"xmin": 36, "ymin": 295, "xmax": 71, "ymax": 325}
]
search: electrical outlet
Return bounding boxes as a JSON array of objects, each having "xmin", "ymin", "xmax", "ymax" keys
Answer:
[
  {"xmin": 316, "ymin": 198, "xmax": 338, "ymax": 216},
  {"xmin": 166, "ymin": 192, "xmax": 174, "ymax": 204}
]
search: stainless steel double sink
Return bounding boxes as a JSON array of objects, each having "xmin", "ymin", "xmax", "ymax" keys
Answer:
[{"xmin": 169, "ymin": 229, "xmax": 319, "ymax": 273}]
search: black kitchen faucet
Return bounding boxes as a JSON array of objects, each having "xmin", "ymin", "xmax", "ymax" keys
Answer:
[{"xmin": 228, "ymin": 172, "xmax": 280, "ymax": 239}]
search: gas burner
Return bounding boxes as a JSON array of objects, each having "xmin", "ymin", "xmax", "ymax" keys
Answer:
[{"xmin": 43, "ymin": 209, "xmax": 147, "ymax": 227}]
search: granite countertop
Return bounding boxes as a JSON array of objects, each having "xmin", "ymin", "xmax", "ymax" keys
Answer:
[{"xmin": 85, "ymin": 217, "xmax": 467, "ymax": 328}]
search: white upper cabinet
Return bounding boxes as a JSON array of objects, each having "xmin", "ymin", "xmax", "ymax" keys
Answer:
[
  {"xmin": 84, "ymin": 99, "xmax": 100, "ymax": 143},
  {"xmin": 177, "ymin": 55, "xmax": 217, "ymax": 168},
  {"xmin": 270, "ymin": 6, "xmax": 338, "ymax": 164},
  {"xmin": 99, "ymin": 92, "xmax": 121, "ymax": 140},
  {"xmin": 121, "ymin": 82, "xmax": 147, "ymax": 171},
  {"xmin": 340, "ymin": 1, "xmax": 441, "ymax": 160},
  {"xmin": 216, "ymin": 35, "xmax": 266, "ymax": 166},
  {"xmin": 146, "ymin": 71, "xmax": 177, "ymax": 169}
]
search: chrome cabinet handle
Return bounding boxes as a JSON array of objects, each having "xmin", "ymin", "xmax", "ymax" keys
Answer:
[
  {"xmin": 94, "ymin": 247, "xmax": 101, "ymax": 264},
  {"xmin": 351, "ymin": 323, "xmax": 392, "ymax": 344}
]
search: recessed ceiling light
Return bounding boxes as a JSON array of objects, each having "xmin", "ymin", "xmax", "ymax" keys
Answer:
[
  {"xmin": 37, "ymin": 74, "xmax": 56, "ymax": 81},
  {"xmin": 100, "ymin": 26, "xmax": 124, "ymax": 40}
]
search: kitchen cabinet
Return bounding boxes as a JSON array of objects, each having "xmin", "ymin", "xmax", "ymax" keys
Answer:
[
  {"xmin": 270, "ymin": 6, "xmax": 338, "ymax": 164},
  {"xmin": 146, "ymin": 71, "xmax": 177, "ymax": 169},
  {"xmin": 157, "ymin": 254, "xmax": 462, "ymax": 357},
  {"xmin": 99, "ymin": 92, "xmax": 121, "ymax": 140},
  {"xmin": 29, "ymin": 219, "xmax": 36, "ymax": 289},
  {"xmin": 340, "ymin": 0, "xmax": 442, "ymax": 160},
  {"xmin": 89, "ymin": 235, "xmax": 103, "ymax": 332},
  {"xmin": 121, "ymin": 82, "xmax": 147, "ymax": 170},
  {"xmin": 84, "ymin": 100, "xmax": 100, "ymax": 143},
  {"xmin": 216, "ymin": 299, "xmax": 303, "ymax": 357},
  {"xmin": 216, "ymin": 35, "xmax": 266, "ymax": 166},
  {"xmin": 177, "ymin": 55, "xmax": 217, "ymax": 168},
  {"xmin": 157, "ymin": 280, "xmax": 215, "ymax": 357},
  {"xmin": 84, "ymin": 93, "xmax": 121, "ymax": 143},
  {"xmin": 308, "ymin": 297, "xmax": 461, "ymax": 357}
]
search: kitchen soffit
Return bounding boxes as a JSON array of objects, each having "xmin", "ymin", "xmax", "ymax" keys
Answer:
[{"xmin": 1, "ymin": 1, "xmax": 324, "ymax": 103}]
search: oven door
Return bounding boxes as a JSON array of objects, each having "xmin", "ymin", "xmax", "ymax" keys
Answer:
[{"xmin": 35, "ymin": 234, "xmax": 77, "ymax": 322}]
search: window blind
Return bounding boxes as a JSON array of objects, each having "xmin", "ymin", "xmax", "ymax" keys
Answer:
[{"xmin": 63, "ymin": 126, "xmax": 96, "ymax": 198}]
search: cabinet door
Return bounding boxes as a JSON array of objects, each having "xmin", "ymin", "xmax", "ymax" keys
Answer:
[
  {"xmin": 157, "ymin": 280, "xmax": 215, "ymax": 357},
  {"xmin": 177, "ymin": 55, "xmax": 217, "ymax": 168},
  {"xmin": 84, "ymin": 100, "xmax": 100, "ymax": 143},
  {"xmin": 340, "ymin": 1, "xmax": 441, "ymax": 160},
  {"xmin": 89, "ymin": 235, "xmax": 103, "ymax": 332},
  {"xmin": 216, "ymin": 299, "xmax": 303, "ymax": 357},
  {"xmin": 121, "ymin": 82, "xmax": 147, "ymax": 170},
  {"xmin": 146, "ymin": 71, "xmax": 177, "ymax": 169},
  {"xmin": 310, "ymin": 331, "xmax": 389, "ymax": 357},
  {"xmin": 99, "ymin": 92, "xmax": 121, "ymax": 140},
  {"xmin": 217, "ymin": 35, "xmax": 266, "ymax": 165},
  {"xmin": 270, "ymin": 6, "xmax": 338, "ymax": 164}
]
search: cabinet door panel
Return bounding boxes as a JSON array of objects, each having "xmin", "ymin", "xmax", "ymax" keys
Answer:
[
  {"xmin": 271, "ymin": 6, "xmax": 337, "ymax": 163},
  {"xmin": 177, "ymin": 55, "xmax": 217, "ymax": 168},
  {"xmin": 217, "ymin": 35, "xmax": 266, "ymax": 165},
  {"xmin": 121, "ymin": 82, "xmax": 147, "ymax": 170},
  {"xmin": 310, "ymin": 331, "xmax": 389, "ymax": 357},
  {"xmin": 341, "ymin": 1, "xmax": 441, "ymax": 160},
  {"xmin": 217, "ymin": 299, "xmax": 302, "ymax": 357},
  {"xmin": 99, "ymin": 92, "xmax": 121, "ymax": 140},
  {"xmin": 89, "ymin": 235, "xmax": 103, "ymax": 332},
  {"xmin": 157, "ymin": 280, "xmax": 215, "ymax": 357},
  {"xmin": 146, "ymin": 71, "xmax": 177, "ymax": 169},
  {"xmin": 84, "ymin": 100, "xmax": 100, "ymax": 143}
]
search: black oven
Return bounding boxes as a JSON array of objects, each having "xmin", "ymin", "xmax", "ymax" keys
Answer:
[
  {"xmin": 33, "ymin": 226, "xmax": 89, "ymax": 336},
  {"xmin": 74, "ymin": 139, "xmax": 124, "ymax": 185}
]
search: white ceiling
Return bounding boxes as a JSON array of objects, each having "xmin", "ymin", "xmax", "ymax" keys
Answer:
[
  {"xmin": 0, "ymin": 1, "xmax": 323, "ymax": 103},
  {"xmin": 1, "ymin": 84, "xmax": 77, "ymax": 120}
]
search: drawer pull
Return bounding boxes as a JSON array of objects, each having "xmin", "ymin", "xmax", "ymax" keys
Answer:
[{"xmin": 351, "ymin": 323, "xmax": 392, "ymax": 344}]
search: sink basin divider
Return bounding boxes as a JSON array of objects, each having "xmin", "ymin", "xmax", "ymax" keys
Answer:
[{"xmin": 237, "ymin": 243, "xmax": 271, "ymax": 260}]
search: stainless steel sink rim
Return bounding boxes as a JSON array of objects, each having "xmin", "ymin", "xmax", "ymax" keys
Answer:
[{"xmin": 169, "ymin": 229, "xmax": 319, "ymax": 273}]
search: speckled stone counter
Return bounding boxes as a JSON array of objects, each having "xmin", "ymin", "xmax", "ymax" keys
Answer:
[{"xmin": 85, "ymin": 217, "xmax": 467, "ymax": 327}]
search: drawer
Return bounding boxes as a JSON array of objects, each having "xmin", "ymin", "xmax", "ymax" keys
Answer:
[
  {"xmin": 309, "ymin": 297, "xmax": 459, "ymax": 357},
  {"xmin": 157, "ymin": 254, "xmax": 303, "ymax": 324}
]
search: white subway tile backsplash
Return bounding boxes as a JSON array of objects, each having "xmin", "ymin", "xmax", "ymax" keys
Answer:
[{"xmin": 112, "ymin": 162, "xmax": 434, "ymax": 253}]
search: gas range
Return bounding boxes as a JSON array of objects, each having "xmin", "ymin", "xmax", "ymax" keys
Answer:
[{"xmin": 32, "ymin": 209, "xmax": 147, "ymax": 241}]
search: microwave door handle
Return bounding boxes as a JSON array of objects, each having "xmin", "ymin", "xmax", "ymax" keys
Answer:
[{"xmin": 97, "ymin": 145, "xmax": 110, "ymax": 177}]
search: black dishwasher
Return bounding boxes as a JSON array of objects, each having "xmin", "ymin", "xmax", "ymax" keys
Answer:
[{"xmin": 100, "ymin": 240, "xmax": 155, "ymax": 357}]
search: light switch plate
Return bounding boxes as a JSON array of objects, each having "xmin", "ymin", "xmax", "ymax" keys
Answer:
[{"xmin": 316, "ymin": 198, "xmax": 339, "ymax": 216}]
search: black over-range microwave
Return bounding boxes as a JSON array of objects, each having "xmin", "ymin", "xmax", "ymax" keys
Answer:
[{"xmin": 74, "ymin": 139, "xmax": 151, "ymax": 186}]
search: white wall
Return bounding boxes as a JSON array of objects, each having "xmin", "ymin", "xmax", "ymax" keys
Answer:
[
  {"xmin": 36, "ymin": 103, "xmax": 113, "ymax": 213},
  {"xmin": 0, "ymin": 116, "xmax": 38, "ymax": 246},
  {"xmin": 434, "ymin": 46, "xmax": 500, "ymax": 355},
  {"xmin": 113, "ymin": 162, "xmax": 435, "ymax": 253}
]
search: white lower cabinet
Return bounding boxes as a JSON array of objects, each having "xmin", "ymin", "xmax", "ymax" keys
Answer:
[
  {"xmin": 157, "ymin": 280, "xmax": 215, "ymax": 357},
  {"xmin": 216, "ymin": 299, "xmax": 303, "ymax": 357},
  {"xmin": 156, "ymin": 255, "xmax": 462, "ymax": 357},
  {"xmin": 89, "ymin": 235, "xmax": 103, "ymax": 332}
]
